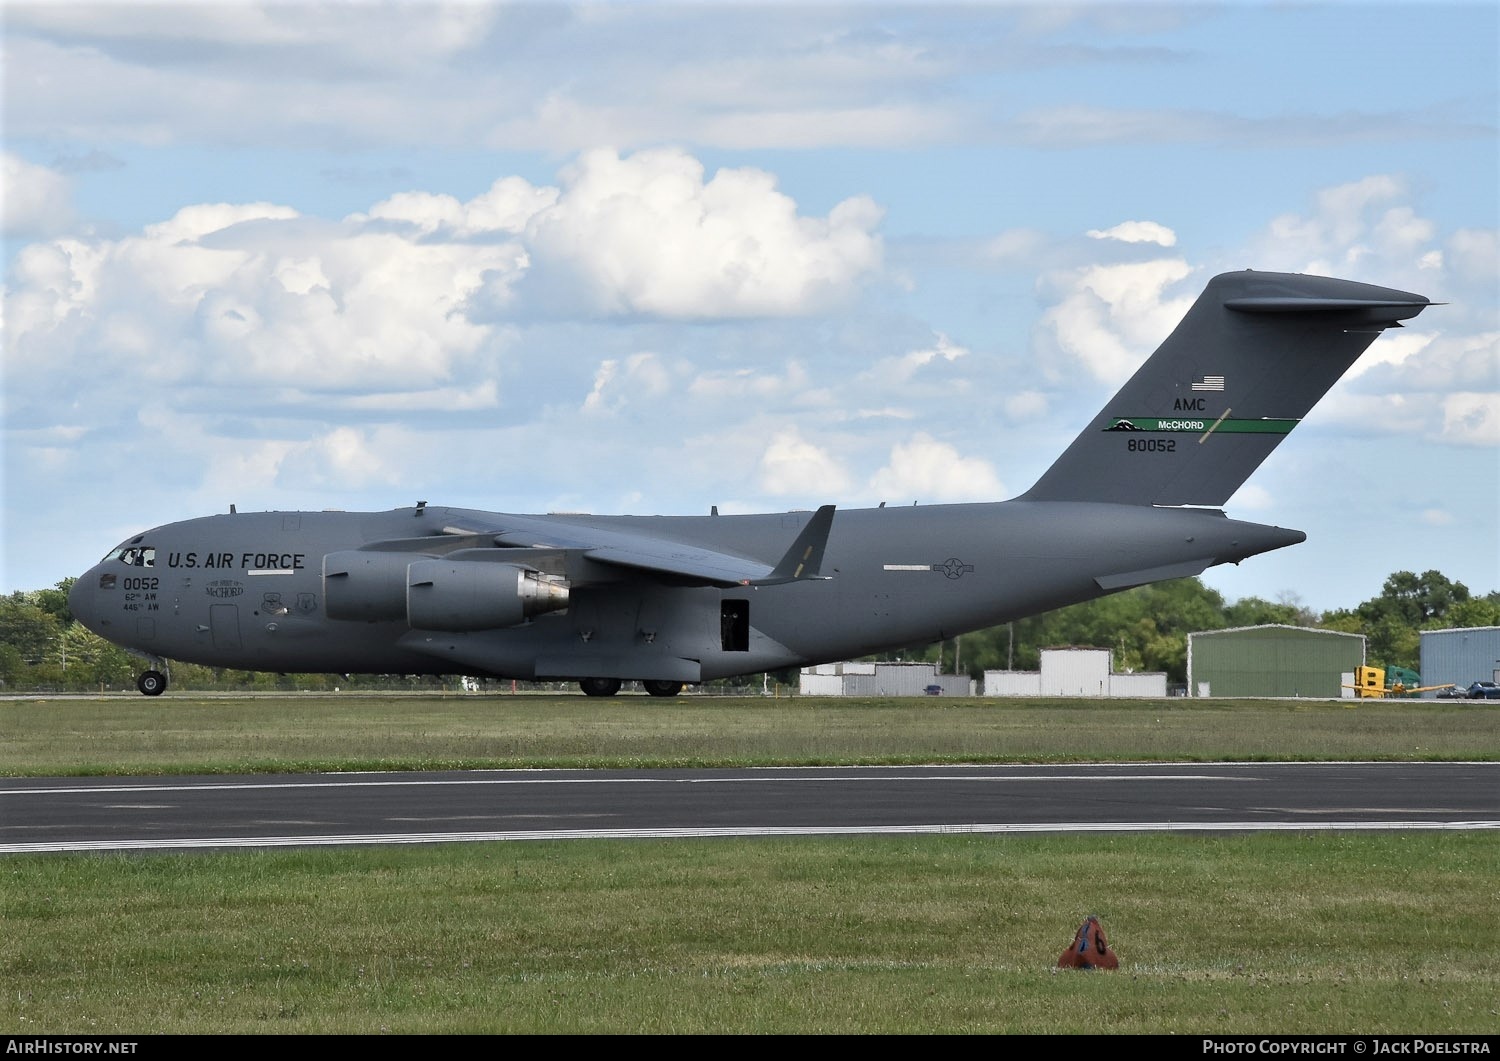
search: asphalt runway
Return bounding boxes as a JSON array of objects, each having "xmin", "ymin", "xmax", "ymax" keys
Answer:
[{"xmin": 3, "ymin": 761, "xmax": 1497, "ymax": 853}]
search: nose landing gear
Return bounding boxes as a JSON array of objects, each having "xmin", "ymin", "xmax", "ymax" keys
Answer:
[{"xmin": 136, "ymin": 669, "xmax": 168, "ymax": 696}]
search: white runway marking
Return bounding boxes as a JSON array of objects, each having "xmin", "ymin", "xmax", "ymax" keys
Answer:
[
  {"xmin": 4, "ymin": 819, "xmax": 1497, "ymax": 855},
  {"xmin": 0, "ymin": 772, "xmax": 1254, "ymax": 797}
]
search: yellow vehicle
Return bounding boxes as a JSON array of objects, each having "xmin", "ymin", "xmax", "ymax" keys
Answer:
[{"xmin": 1346, "ymin": 664, "xmax": 1456, "ymax": 699}]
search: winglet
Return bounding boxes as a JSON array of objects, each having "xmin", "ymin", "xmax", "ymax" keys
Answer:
[{"xmin": 755, "ymin": 505, "xmax": 836, "ymax": 585}]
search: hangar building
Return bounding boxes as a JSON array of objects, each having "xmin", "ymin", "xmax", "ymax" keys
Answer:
[
  {"xmin": 1419, "ymin": 626, "xmax": 1500, "ymax": 693},
  {"xmin": 1186, "ymin": 624, "xmax": 1365, "ymax": 698}
]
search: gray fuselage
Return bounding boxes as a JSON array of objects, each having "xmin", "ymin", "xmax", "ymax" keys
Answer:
[{"xmin": 69, "ymin": 501, "xmax": 1301, "ymax": 683}]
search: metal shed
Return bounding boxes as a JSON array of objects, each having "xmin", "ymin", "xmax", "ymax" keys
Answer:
[
  {"xmin": 1186, "ymin": 624, "xmax": 1365, "ymax": 698},
  {"xmin": 1419, "ymin": 626, "xmax": 1500, "ymax": 693}
]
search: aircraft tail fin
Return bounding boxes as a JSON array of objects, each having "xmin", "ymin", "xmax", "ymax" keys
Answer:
[{"xmin": 1019, "ymin": 271, "xmax": 1432, "ymax": 506}]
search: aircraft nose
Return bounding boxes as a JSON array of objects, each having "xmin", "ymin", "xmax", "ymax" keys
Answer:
[{"xmin": 68, "ymin": 574, "xmax": 96, "ymax": 632}]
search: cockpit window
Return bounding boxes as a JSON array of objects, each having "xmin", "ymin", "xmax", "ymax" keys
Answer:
[{"xmin": 104, "ymin": 545, "xmax": 156, "ymax": 567}]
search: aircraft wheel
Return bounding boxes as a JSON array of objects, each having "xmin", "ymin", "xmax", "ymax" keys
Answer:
[
  {"xmin": 579, "ymin": 677, "xmax": 622, "ymax": 697},
  {"xmin": 643, "ymin": 680, "xmax": 683, "ymax": 697},
  {"xmin": 137, "ymin": 670, "xmax": 168, "ymax": 696}
]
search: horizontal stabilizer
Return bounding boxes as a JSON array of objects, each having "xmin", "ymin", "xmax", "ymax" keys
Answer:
[{"xmin": 1223, "ymin": 296, "xmax": 1433, "ymax": 318}]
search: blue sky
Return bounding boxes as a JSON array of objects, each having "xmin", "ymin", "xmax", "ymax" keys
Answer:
[{"xmin": 4, "ymin": 1, "xmax": 1497, "ymax": 615}]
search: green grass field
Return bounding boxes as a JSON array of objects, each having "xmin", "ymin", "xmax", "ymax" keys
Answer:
[
  {"xmin": 3, "ymin": 694, "xmax": 1497, "ymax": 1034},
  {"xmin": 3, "ymin": 692, "xmax": 1497, "ymax": 775}
]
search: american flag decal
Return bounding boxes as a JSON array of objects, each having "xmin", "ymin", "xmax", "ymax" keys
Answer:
[{"xmin": 1191, "ymin": 375, "xmax": 1225, "ymax": 391}]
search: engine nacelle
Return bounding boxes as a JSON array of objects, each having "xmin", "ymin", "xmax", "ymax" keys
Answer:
[
  {"xmin": 323, "ymin": 550, "xmax": 410, "ymax": 622},
  {"xmin": 407, "ymin": 559, "xmax": 569, "ymax": 631},
  {"xmin": 324, "ymin": 551, "xmax": 569, "ymax": 630}
]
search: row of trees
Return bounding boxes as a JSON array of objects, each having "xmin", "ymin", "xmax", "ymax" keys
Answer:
[{"xmin": 3, "ymin": 571, "xmax": 1496, "ymax": 693}]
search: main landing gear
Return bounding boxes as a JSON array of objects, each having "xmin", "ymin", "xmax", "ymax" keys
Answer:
[
  {"xmin": 136, "ymin": 669, "xmax": 168, "ymax": 696},
  {"xmin": 577, "ymin": 678, "xmax": 685, "ymax": 697}
]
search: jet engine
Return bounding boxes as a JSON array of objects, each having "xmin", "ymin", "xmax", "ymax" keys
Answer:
[
  {"xmin": 323, "ymin": 551, "xmax": 568, "ymax": 630},
  {"xmin": 323, "ymin": 550, "xmax": 409, "ymax": 622},
  {"xmin": 407, "ymin": 559, "xmax": 568, "ymax": 631}
]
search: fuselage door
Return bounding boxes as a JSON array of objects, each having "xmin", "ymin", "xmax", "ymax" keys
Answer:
[{"xmin": 210, "ymin": 604, "xmax": 242, "ymax": 652}]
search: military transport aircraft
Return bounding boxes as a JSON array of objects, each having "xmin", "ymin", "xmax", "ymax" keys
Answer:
[{"xmin": 69, "ymin": 270, "xmax": 1432, "ymax": 697}]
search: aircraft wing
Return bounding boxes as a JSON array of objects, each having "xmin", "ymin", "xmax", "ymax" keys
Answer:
[{"xmin": 439, "ymin": 506, "xmax": 836, "ymax": 588}]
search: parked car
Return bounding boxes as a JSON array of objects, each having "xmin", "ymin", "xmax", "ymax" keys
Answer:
[
  {"xmin": 1435, "ymin": 684, "xmax": 1468, "ymax": 699},
  {"xmin": 1466, "ymin": 681, "xmax": 1500, "ymax": 700}
]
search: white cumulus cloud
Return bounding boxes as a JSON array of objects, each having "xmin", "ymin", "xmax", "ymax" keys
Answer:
[
  {"xmin": 868, "ymin": 433, "xmax": 1004, "ymax": 502},
  {"xmin": 582, "ymin": 353, "xmax": 672, "ymax": 415},
  {"xmin": 1440, "ymin": 393, "xmax": 1500, "ymax": 447},
  {"xmin": 5, "ymin": 146, "xmax": 882, "ymax": 428},
  {"xmin": 5, "ymin": 199, "xmax": 518, "ymax": 398},
  {"xmin": 1234, "ymin": 179, "xmax": 1497, "ymax": 452},
  {"xmin": 756, "ymin": 427, "xmax": 854, "ymax": 496},
  {"xmin": 860, "ymin": 332, "xmax": 969, "ymax": 388},
  {"xmin": 1086, "ymin": 220, "xmax": 1177, "ymax": 247},
  {"xmin": 1249, "ymin": 175, "xmax": 1452, "ymax": 283},
  {"xmin": 1038, "ymin": 258, "xmax": 1195, "ymax": 385},
  {"xmin": 520, "ymin": 147, "xmax": 883, "ymax": 318},
  {"xmin": 2, "ymin": 153, "xmax": 76, "ymax": 238}
]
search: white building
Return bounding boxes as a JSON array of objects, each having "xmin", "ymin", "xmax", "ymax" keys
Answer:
[
  {"xmin": 799, "ymin": 661, "xmax": 973, "ymax": 696},
  {"xmin": 983, "ymin": 647, "xmax": 1167, "ymax": 697}
]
